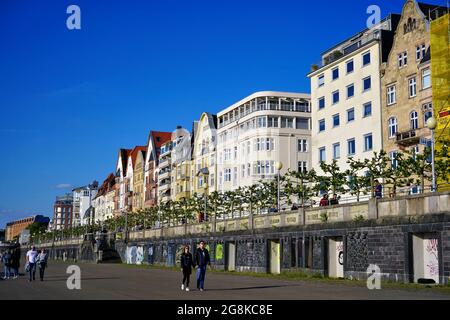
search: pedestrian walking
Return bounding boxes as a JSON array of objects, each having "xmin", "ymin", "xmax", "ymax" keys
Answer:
[
  {"xmin": 2, "ymin": 250, "xmax": 12, "ymax": 280},
  {"xmin": 36, "ymin": 249, "xmax": 48, "ymax": 281},
  {"xmin": 10, "ymin": 247, "xmax": 20, "ymax": 279},
  {"xmin": 194, "ymin": 241, "xmax": 210, "ymax": 292},
  {"xmin": 180, "ymin": 245, "xmax": 195, "ymax": 292},
  {"xmin": 26, "ymin": 246, "xmax": 38, "ymax": 282}
]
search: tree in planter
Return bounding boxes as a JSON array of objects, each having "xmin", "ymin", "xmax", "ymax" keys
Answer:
[
  {"xmin": 404, "ymin": 147, "xmax": 432, "ymax": 193},
  {"xmin": 260, "ymin": 179, "xmax": 279, "ymax": 212},
  {"xmin": 223, "ymin": 190, "xmax": 240, "ymax": 219},
  {"xmin": 208, "ymin": 191, "xmax": 224, "ymax": 229},
  {"xmin": 318, "ymin": 160, "xmax": 347, "ymax": 196},
  {"xmin": 242, "ymin": 185, "xmax": 259, "ymax": 217},
  {"xmin": 284, "ymin": 169, "xmax": 317, "ymax": 208},
  {"xmin": 363, "ymin": 151, "xmax": 390, "ymax": 198},
  {"xmin": 346, "ymin": 157, "xmax": 370, "ymax": 202}
]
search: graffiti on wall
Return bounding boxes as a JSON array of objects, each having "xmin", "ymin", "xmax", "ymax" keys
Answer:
[
  {"xmin": 425, "ymin": 238, "xmax": 439, "ymax": 282},
  {"xmin": 126, "ymin": 246, "xmax": 144, "ymax": 265},
  {"xmin": 216, "ymin": 244, "xmax": 223, "ymax": 261}
]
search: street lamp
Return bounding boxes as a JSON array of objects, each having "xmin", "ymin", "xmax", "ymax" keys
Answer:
[
  {"xmin": 427, "ymin": 117, "xmax": 438, "ymax": 192},
  {"xmin": 275, "ymin": 162, "xmax": 283, "ymax": 213},
  {"xmin": 204, "ymin": 180, "xmax": 209, "ymax": 222}
]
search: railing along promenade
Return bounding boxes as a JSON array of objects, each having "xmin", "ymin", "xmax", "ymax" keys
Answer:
[{"xmin": 39, "ymin": 191, "xmax": 450, "ymax": 247}]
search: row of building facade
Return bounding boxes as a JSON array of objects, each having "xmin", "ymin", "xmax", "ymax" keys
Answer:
[{"xmin": 51, "ymin": 0, "xmax": 449, "ymax": 230}]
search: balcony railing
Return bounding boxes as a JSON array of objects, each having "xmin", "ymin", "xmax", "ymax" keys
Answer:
[{"xmin": 396, "ymin": 130, "xmax": 419, "ymax": 146}]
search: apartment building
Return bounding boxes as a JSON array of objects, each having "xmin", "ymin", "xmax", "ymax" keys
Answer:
[
  {"xmin": 6, "ymin": 215, "xmax": 50, "ymax": 241},
  {"xmin": 308, "ymin": 14, "xmax": 400, "ymax": 176},
  {"xmin": 169, "ymin": 126, "xmax": 193, "ymax": 202},
  {"xmin": 192, "ymin": 113, "xmax": 218, "ymax": 197},
  {"xmin": 92, "ymin": 173, "xmax": 116, "ymax": 223},
  {"xmin": 157, "ymin": 139, "xmax": 173, "ymax": 205},
  {"xmin": 143, "ymin": 131, "xmax": 172, "ymax": 208},
  {"xmin": 216, "ymin": 91, "xmax": 311, "ymax": 194},
  {"xmin": 52, "ymin": 193, "xmax": 73, "ymax": 230},
  {"xmin": 125, "ymin": 146, "xmax": 146, "ymax": 212},
  {"xmin": 72, "ymin": 181, "xmax": 98, "ymax": 226},
  {"xmin": 381, "ymin": 0, "xmax": 448, "ymax": 193}
]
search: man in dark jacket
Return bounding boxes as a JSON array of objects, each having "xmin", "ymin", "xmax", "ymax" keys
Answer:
[{"xmin": 194, "ymin": 241, "xmax": 210, "ymax": 291}]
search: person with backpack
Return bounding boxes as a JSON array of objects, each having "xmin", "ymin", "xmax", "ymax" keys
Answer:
[
  {"xmin": 36, "ymin": 249, "xmax": 48, "ymax": 281},
  {"xmin": 194, "ymin": 241, "xmax": 210, "ymax": 292},
  {"xmin": 2, "ymin": 250, "xmax": 12, "ymax": 280},
  {"xmin": 180, "ymin": 245, "xmax": 195, "ymax": 292}
]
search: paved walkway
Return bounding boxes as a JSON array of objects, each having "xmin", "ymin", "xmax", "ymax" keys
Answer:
[{"xmin": 0, "ymin": 260, "xmax": 449, "ymax": 300}]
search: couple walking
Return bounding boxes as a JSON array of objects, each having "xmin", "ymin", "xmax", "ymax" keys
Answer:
[
  {"xmin": 180, "ymin": 240, "xmax": 210, "ymax": 292},
  {"xmin": 26, "ymin": 247, "xmax": 48, "ymax": 282}
]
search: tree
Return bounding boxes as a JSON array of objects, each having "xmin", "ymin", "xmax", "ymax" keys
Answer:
[
  {"xmin": 346, "ymin": 158, "xmax": 370, "ymax": 201},
  {"xmin": 435, "ymin": 139, "xmax": 450, "ymax": 188},
  {"xmin": 318, "ymin": 160, "xmax": 347, "ymax": 196},
  {"xmin": 285, "ymin": 169, "xmax": 317, "ymax": 208},
  {"xmin": 26, "ymin": 222, "xmax": 49, "ymax": 241},
  {"xmin": 364, "ymin": 151, "xmax": 390, "ymax": 198},
  {"xmin": 384, "ymin": 152, "xmax": 412, "ymax": 197},
  {"xmin": 404, "ymin": 147, "xmax": 432, "ymax": 193}
]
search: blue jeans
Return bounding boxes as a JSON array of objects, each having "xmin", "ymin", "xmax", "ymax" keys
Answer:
[
  {"xmin": 196, "ymin": 266, "xmax": 206, "ymax": 290},
  {"xmin": 28, "ymin": 263, "xmax": 36, "ymax": 281},
  {"xmin": 3, "ymin": 265, "xmax": 10, "ymax": 278}
]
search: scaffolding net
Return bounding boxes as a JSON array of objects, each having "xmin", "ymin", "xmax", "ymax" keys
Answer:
[{"xmin": 431, "ymin": 13, "xmax": 450, "ymax": 191}]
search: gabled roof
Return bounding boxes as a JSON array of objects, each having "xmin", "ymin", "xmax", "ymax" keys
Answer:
[
  {"xmin": 94, "ymin": 173, "xmax": 116, "ymax": 199},
  {"xmin": 129, "ymin": 146, "xmax": 147, "ymax": 168},
  {"xmin": 146, "ymin": 131, "xmax": 172, "ymax": 162},
  {"xmin": 117, "ymin": 148, "xmax": 132, "ymax": 177}
]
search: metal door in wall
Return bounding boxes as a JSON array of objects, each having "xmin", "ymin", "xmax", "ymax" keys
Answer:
[{"xmin": 328, "ymin": 238, "xmax": 344, "ymax": 278}]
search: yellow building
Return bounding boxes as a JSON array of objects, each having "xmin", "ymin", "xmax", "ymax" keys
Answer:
[
  {"xmin": 192, "ymin": 113, "xmax": 218, "ymax": 197},
  {"xmin": 170, "ymin": 126, "xmax": 193, "ymax": 202},
  {"xmin": 132, "ymin": 148, "xmax": 147, "ymax": 211}
]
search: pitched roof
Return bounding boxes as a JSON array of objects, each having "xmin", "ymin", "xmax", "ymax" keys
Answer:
[
  {"xmin": 130, "ymin": 146, "xmax": 147, "ymax": 168},
  {"xmin": 94, "ymin": 173, "xmax": 116, "ymax": 199},
  {"xmin": 117, "ymin": 148, "xmax": 132, "ymax": 176},
  {"xmin": 146, "ymin": 131, "xmax": 172, "ymax": 161}
]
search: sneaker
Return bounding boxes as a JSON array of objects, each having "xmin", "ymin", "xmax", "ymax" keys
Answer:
[
  {"xmin": 186, "ymin": 287, "xmax": 190, "ymax": 292},
  {"xmin": 181, "ymin": 284, "xmax": 185, "ymax": 291},
  {"xmin": 200, "ymin": 288, "xmax": 204, "ymax": 292}
]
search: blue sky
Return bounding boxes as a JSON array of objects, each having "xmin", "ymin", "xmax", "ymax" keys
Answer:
[{"xmin": 0, "ymin": 0, "xmax": 446, "ymax": 227}]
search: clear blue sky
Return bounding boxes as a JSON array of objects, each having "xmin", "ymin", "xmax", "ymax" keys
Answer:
[{"xmin": 0, "ymin": 0, "xmax": 446, "ymax": 228}]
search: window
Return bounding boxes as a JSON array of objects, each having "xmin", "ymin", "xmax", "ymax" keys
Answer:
[
  {"xmin": 409, "ymin": 77, "xmax": 417, "ymax": 98},
  {"xmin": 422, "ymin": 69, "xmax": 431, "ymax": 89},
  {"xmin": 410, "ymin": 111, "xmax": 419, "ymax": 130},
  {"xmin": 346, "ymin": 60, "xmax": 354, "ymax": 73},
  {"xmin": 241, "ymin": 165, "xmax": 246, "ymax": 178},
  {"xmin": 347, "ymin": 108, "xmax": 355, "ymax": 122},
  {"xmin": 363, "ymin": 102, "xmax": 372, "ymax": 117},
  {"xmin": 423, "ymin": 103, "xmax": 433, "ymax": 123},
  {"xmin": 224, "ymin": 169, "xmax": 232, "ymax": 182},
  {"xmin": 364, "ymin": 134, "xmax": 373, "ymax": 152},
  {"xmin": 332, "ymin": 114, "xmax": 340, "ymax": 127},
  {"xmin": 363, "ymin": 76, "xmax": 371, "ymax": 91},
  {"xmin": 416, "ymin": 44, "xmax": 426, "ymax": 60},
  {"xmin": 319, "ymin": 119, "xmax": 326, "ymax": 132},
  {"xmin": 298, "ymin": 139, "xmax": 308, "ymax": 153},
  {"xmin": 281, "ymin": 117, "xmax": 294, "ymax": 128},
  {"xmin": 389, "ymin": 151, "xmax": 398, "ymax": 169},
  {"xmin": 234, "ymin": 146, "xmax": 238, "ymax": 159},
  {"xmin": 332, "ymin": 90, "xmax": 340, "ymax": 104},
  {"xmin": 333, "ymin": 143, "xmax": 340, "ymax": 160},
  {"xmin": 247, "ymin": 163, "xmax": 251, "ymax": 177},
  {"xmin": 318, "ymin": 97, "xmax": 325, "ymax": 110},
  {"xmin": 268, "ymin": 116, "xmax": 279, "ymax": 128},
  {"xmin": 398, "ymin": 51, "xmax": 408, "ymax": 67},
  {"xmin": 347, "ymin": 84, "xmax": 354, "ymax": 99},
  {"xmin": 387, "ymin": 85, "xmax": 396, "ymax": 105},
  {"xmin": 319, "ymin": 147, "xmax": 326, "ymax": 162},
  {"xmin": 388, "ymin": 117, "xmax": 398, "ymax": 138},
  {"xmin": 332, "ymin": 67, "xmax": 339, "ymax": 80},
  {"xmin": 347, "ymin": 139, "xmax": 356, "ymax": 155},
  {"xmin": 362, "ymin": 52, "xmax": 371, "ymax": 66},
  {"xmin": 233, "ymin": 167, "xmax": 238, "ymax": 186},
  {"xmin": 224, "ymin": 149, "xmax": 231, "ymax": 161},
  {"xmin": 298, "ymin": 161, "xmax": 308, "ymax": 174},
  {"xmin": 318, "ymin": 74, "xmax": 325, "ymax": 87}
]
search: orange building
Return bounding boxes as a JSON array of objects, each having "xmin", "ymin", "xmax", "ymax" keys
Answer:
[{"xmin": 5, "ymin": 215, "xmax": 50, "ymax": 242}]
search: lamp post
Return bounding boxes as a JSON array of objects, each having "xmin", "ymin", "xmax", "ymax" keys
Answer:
[
  {"xmin": 204, "ymin": 180, "xmax": 209, "ymax": 222},
  {"xmin": 427, "ymin": 117, "xmax": 438, "ymax": 192},
  {"xmin": 275, "ymin": 162, "xmax": 283, "ymax": 213}
]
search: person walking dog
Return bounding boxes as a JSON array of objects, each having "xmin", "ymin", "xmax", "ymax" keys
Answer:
[
  {"xmin": 194, "ymin": 241, "xmax": 210, "ymax": 292},
  {"xmin": 180, "ymin": 245, "xmax": 195, "ymax": 292}
]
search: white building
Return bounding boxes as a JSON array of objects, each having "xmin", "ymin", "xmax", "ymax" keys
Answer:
[
  {"xmin": 72, "ymin": 181, "xmax": 98, "ymax": 226},
  {"xmin": 308, "ymin": 15, "xmax": 399, "ymax": 177},
  {"xmin": 92, "ymin": 173, "xmax": 116, "ymax": 223},
  {"xmin": 216, "ymin": 91, "xmax": 311, "ymax": 196}
]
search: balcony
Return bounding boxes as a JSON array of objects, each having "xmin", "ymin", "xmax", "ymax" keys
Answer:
[
  {"xmin": 159, "ymin": 171, "xmax": 170, "ymax": 180},
  {"xmin": 159, "ymin": 158, "xmax": 170, "ymax": 169},
  {"xmin": 396, "ymin": 130, "xmax": 419, "ymax": 146}
]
